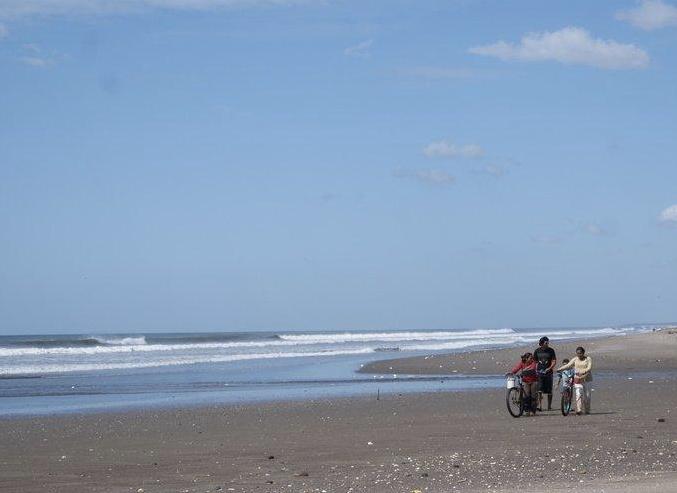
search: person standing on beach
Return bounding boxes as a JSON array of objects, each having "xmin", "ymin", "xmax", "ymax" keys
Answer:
[
  {"xmin": 510, "ymin": 353, "xmax": 539, "ymax": 416},
  {"xmin": 533, "ymin": 336, "xmax": 557, "ymax": 411},
  {"xmin": 557, "ymin": 347, "xmax": 592, "ymax": 415}
]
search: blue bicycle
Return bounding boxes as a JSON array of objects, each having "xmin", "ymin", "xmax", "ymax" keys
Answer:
[{"xmin": 558, "ymin": 371, "xmax": 573, "ymax": 416}]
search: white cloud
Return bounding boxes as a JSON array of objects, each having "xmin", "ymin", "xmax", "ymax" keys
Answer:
[
  {"xmin": 583, "ymin": 223, "xmax": 608, "ymax": 236},
  {"xmin": 469, "ymin": 27, "xmax": 649, "ymax": 70},
  {"xmin": 659, "ymin": 204, "xmax": 677, "ymax": 223},
  {"xmin": 394, "ymin": 168, "xmax": 456, "ymax": 187},
  {"xmin": 616, "ymin": 0, "xmax": 677, "ymax": 30},
  {"xmin": 423, "ymin": 140, "xmax": 484, "ymax": 159},
  {"xmin": 19, "ymin": 56, "xmax": 54, "ymax": 67},
  {"xmin": 344, "ymin": 39, "xmax": 372, "ymax": 58},
  {"xmin": 0, "ymin": 23, "xmax": 8, "ymax": 38},
  {"xmin": 482, "ymin": 164, "xmax": 504, "ymax": 177},
  {"xmin": 18, "ymin": 43, "xmax": 59, "ymax": 67},
  {"xmin": 415, "ymin": 169, "xmax": 455, "ymax": 186},
  {"xmin": 0, "ymin": 0, "xmax": 318, "ymax": 19}
]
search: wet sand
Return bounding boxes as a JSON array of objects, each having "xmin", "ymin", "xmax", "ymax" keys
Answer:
[
  {"xmin": 1, "ymin": 330, "xmax": 677, "ymax": 492},
  {"xmin": 361, "ymin": 329, "xmax": 677, "ymax": 376}
]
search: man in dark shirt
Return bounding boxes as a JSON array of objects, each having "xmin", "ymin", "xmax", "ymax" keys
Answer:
[{"xmin": 533, "ymin": 336, "xmax": 557, "ymax": 411}]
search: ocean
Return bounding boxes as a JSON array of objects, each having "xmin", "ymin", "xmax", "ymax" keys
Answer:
[{"xmin": 0, "ymin": 326, "xmax": 653, "ymax": 416}]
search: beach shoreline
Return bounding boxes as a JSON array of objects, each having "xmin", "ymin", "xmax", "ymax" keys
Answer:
[
  {"xmin": 361, "ymin": 329, "xmax": 677, "ymax": 376},
  {"xmin": 1, "ymin": 330, "xmax": 677, "ymax": 492}
]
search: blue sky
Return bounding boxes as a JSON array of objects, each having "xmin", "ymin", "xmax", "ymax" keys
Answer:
[{"xmin": 1, "ymin": 0, "xmax": 676, "ymax": 334}]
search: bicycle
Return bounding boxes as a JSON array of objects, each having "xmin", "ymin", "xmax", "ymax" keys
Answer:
[
  {"xmin": 505, "ymin": 373, "xmax": 524, "ymax": 418},
  {"xmin": 558, "ymin": 371, "xmax": 573, "ymax": 416}
]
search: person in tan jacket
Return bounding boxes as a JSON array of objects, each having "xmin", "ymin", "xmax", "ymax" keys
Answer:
[{"xmin": 557, "ymin": 346, "xmax": 592, "ymax": 415}]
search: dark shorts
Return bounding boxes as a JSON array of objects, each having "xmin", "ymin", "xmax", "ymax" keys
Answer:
[{"xmin": 538, "ymin": 373, "xmax": 553, "ymax": 394}]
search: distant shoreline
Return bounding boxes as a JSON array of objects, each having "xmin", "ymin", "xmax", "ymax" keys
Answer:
[{"xmin": 360, "ymin": 329, "xmax": 677, "ymax": 376}]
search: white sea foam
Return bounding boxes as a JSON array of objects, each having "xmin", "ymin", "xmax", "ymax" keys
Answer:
[
  {"xmin": 0, "ymin": 327, "xmax": 635, "ymax": 357},
  {"xmin": 0, "ymin": 327, "xmax": 643, "ymax": 376},
  {"xmin": 541, "ymin": 328, "xmax": 618, "ymax": 337},
  {"xmin": 400, "ymin": 328, "xmax": 631, "ymax": 351},
  {"xmin": 0, "ymin": 348, "xmax": 375, "ymax": 375},
  {"xmin": 0, "ymin": 339, "xmax": 325, "ymax": 357},
  {"xmin": 405, "ymin": 337, "xmax": 528, "ymax": 352},
  {"xmin": 278, "ymin": 327, "xmax": 629, "ymax": 346},
  {"xmin": 278, "ymin": 329, "xmax": 517, "ymax": 344},
  {"xmin": 93, "ymin": 336, "xmax": 147, "ymax": 346},
  {"xmin": 0, "ymin": 329, "xmax": 518, "ymax": 357}
]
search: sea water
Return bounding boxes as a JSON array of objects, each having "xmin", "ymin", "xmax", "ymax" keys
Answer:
[{"xmin": 0, "ymin": 326, "xmax": 654, "ymax": 416}]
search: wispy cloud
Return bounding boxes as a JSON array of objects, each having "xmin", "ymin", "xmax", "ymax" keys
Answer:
[
  {"xmin": 403, "ymin": 66, "xmax": 473, "ymax": 79},
  {"xmin": 531, "ymin": 234, "xmax": 564, "ymax": 245},
  {"xmin": 0, "ymin": 0, "xmax": 320, "ymax": 20},
  {"xmin": 616, "ymin": 0, "xmax": 677, "ymax": 30},
  {"xmin": 469, "ymin": 27, "xmax": 649, "ymax": 70},
  {"xmin": 394, "ymin": 168, "xmax": 456, "ymax": 187},
  {"xmin": 659, "ymin": 204, "xmax": 677, "ymax": 224},
  {"xmin": 533, "ymin": 220, "xmax": 613, "ymax": 245},
  {"xmin": 481, "ymin": 164, "xmax": 505, "ymax": 177},
  {"xmin": 19, "ymin": 56, "xmax": 54, "ymax": 67},
  {"xmin": 18, "ymin": 43, "xmax": 59, "ymax": 67},
  {"xmin": 582, "ymin": 223, "xmax": 609, "ymax": 236},
  {"xmin": 423, "ymin": 140, "xmax": 484, "ymax": 159},
  {"xmin": 344, "ymin": 39, "xmax": 372, "ymax": 58}
]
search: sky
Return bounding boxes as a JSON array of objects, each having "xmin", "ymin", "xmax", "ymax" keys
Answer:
[{"xmin": 1, "ymin": 0, "xmax": 676, "ymax": 334}]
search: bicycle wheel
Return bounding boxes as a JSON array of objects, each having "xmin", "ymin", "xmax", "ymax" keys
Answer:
[
  {"xmin": 506, "ymin": 387, "xmax": 523, "ymax": 418},
  {"xmin": 561, "ymin": 388, "xmax": 572, "ymax": 416}
]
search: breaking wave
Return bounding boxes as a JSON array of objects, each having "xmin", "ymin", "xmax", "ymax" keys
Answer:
[{"xmin": 0, "ymin": 326, "xmax": 647, "ymax": 376}]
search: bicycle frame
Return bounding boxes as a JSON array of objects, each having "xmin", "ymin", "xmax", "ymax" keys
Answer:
[
  {"xmin": 558, "ymin": 371, "xmax": 574, "ymax": 416},
  {"xmin": 506, "ymin": 374, "xmax": 524, "ymax": 418}
]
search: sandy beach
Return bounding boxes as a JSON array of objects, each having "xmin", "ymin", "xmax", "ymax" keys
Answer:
[{"xmin": 2, "ymin": 330, "xmax": 677, "ymax": 493}]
